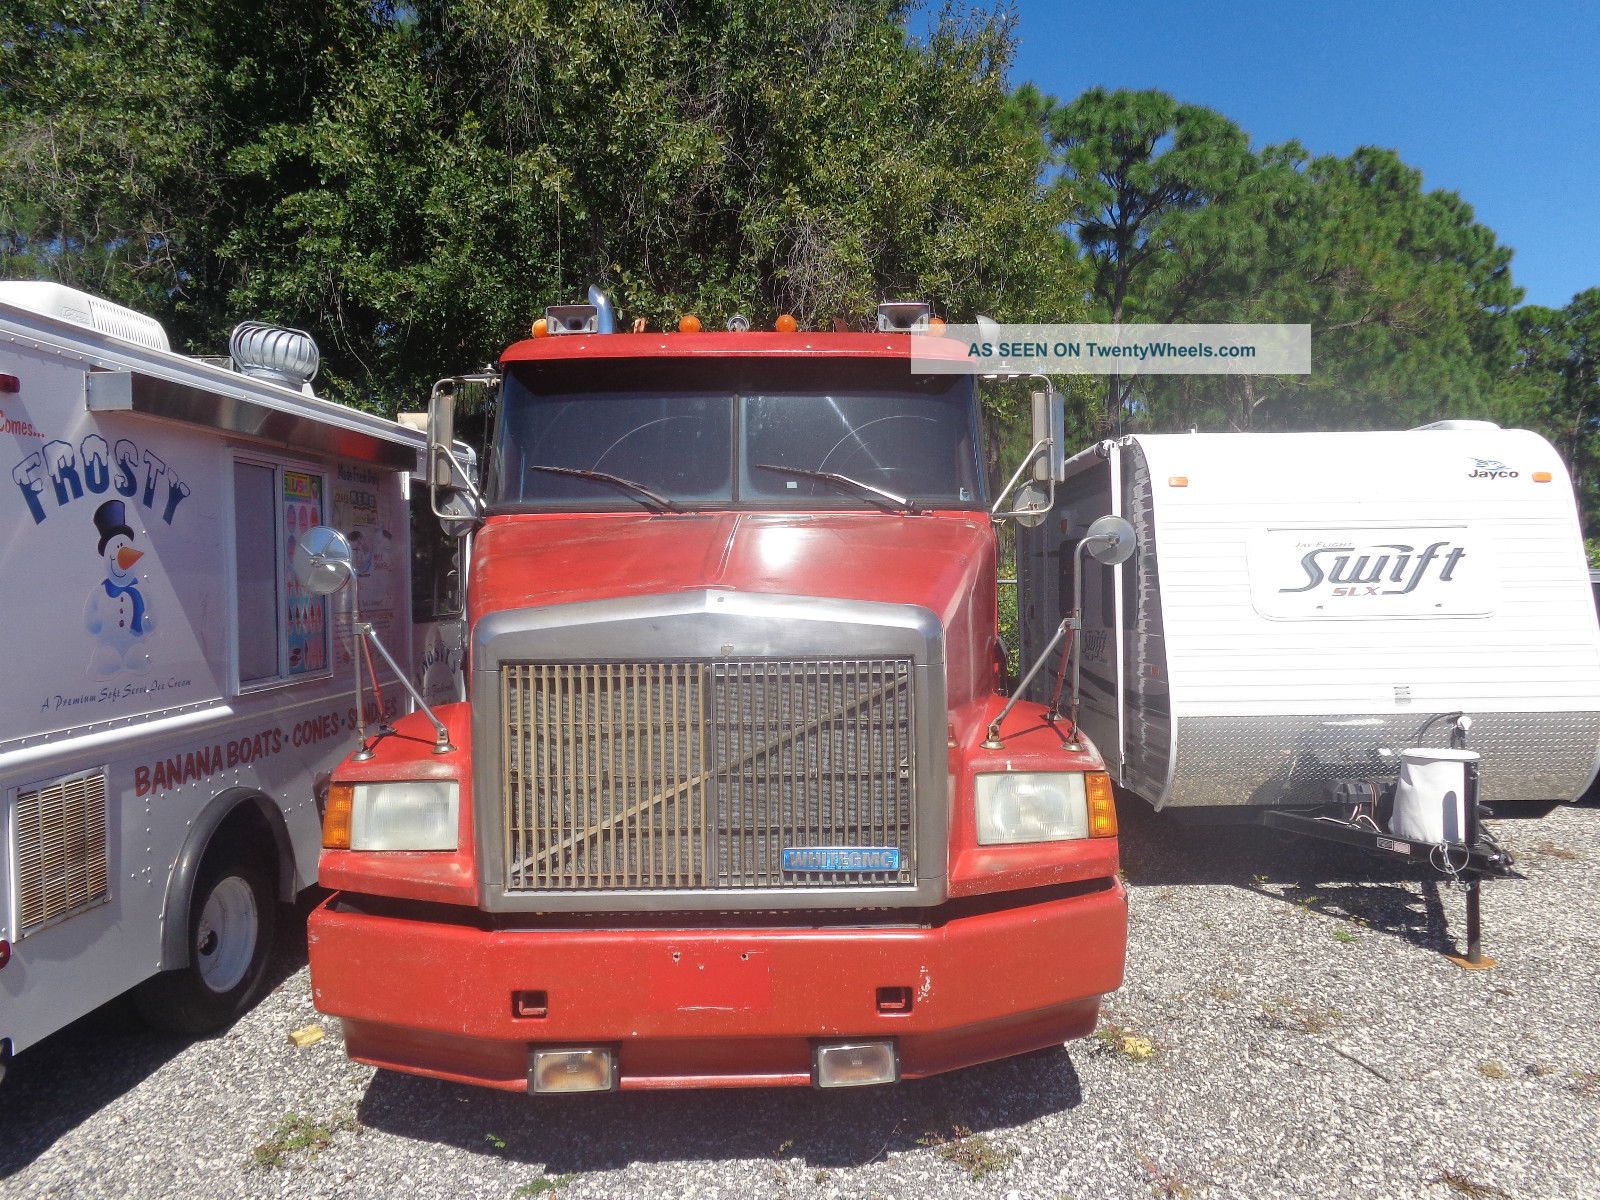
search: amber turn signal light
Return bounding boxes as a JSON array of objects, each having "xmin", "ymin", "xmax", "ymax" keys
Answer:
[
  {"xmin": 774, "ymin": 313, "xmax": 798, "ymax": 333},
  {"xmin": 678, "ymin": 314, "xmax": 702, "ymax": 333},
  {"xmin": 1086, "ymin": 771, "xmax": 1117, "ymax": 838},
  {"xmin": 1533, "ymin": 471, "xmax": 1552, "ymax": 483},
  {"xmin": 531, "ymin": 317, "xmax": 549, "ymax": 338},
  {"xmin": 323, "ymin": 783, "xmax": 355, "ymax": 849}
]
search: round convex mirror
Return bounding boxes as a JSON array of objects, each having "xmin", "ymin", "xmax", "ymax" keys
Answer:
[
  {"xmin": 1010, "ymin": 482, "xmax": 1050, "ymax": 528},
  {"xmin": 292, "ymin": 525, "xmax": 355, "ymax": 595},
  {"xmin": 1083, "ymin": 514, "xmax": 1137, "ymax": 565}
]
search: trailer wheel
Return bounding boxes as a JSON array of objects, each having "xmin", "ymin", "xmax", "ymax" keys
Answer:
[{"xmin": 135, "ymin": 850, "xmax": 277, "ymax": 1036}]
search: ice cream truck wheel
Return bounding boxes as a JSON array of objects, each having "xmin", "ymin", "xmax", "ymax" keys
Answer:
[{"xmin": 131, "ymin": 832, "xmax": 278, "ymax": 1036}]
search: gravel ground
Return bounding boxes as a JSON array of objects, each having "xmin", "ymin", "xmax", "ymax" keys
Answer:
[{"xmin": 4, "ymin": 796, "xmax": 1598, "ymax": 1200}]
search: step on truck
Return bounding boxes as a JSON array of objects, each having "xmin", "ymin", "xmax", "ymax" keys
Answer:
[
  {"xmin": 0, "ymin": 283, "xmax": 465, "ymax": 1078},
  {"xmin": 305, "ymin": 293, "xmax": 1129, "ymax": 1093}
]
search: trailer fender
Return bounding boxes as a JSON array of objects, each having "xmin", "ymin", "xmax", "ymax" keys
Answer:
[{"xmin": 158, "ymin": 788, "xmax": 295, "ymax": 971}]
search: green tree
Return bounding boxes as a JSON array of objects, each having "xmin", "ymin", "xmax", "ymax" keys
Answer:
[
  {"xmin": 4, "ymin": 1, "xmax": 1084, "ymax": 416},
  {"xmin": 1515, "ymin": 290, "xmax": 1600, "ymax": 527},
  {"xmin": 1137, "ymin": 142, "xmax": 1523, "ymax": 432},
  {"xmin": 1043, "ymin": 87, "xmax": 1252, "ymax": 430},
  {"xmin": 0, "ymin": 0, "xmax": 392, "ymax": 348}
]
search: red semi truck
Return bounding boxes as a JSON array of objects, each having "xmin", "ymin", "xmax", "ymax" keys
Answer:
[{"xmin": 305, "ymin": 295, "xmax": 1129, "ymax": 1092}]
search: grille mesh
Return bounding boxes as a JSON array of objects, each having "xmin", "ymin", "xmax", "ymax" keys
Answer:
[
  {"xmin": 501, "ymin": 659, "xmax": 916, "ymax": 892},
  {"xmin": 16, "ymin": 770, "xmax": 109, "ymax": 933}
]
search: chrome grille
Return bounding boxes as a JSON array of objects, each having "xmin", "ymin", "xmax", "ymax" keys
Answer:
[
  {"xmin": 16, "ymin": 769, "xmax": 109, "ymax": 933},
  {"xmin": 501, "ymin": 658, "xmax": 916, "ymax": 892}
]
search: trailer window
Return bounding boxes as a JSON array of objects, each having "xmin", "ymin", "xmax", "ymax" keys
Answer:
[{"xmin": 233, "ymin": 459, "xmax": 331, "ymax": 688}]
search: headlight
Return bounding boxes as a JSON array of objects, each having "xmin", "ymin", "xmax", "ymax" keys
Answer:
[
  {"xmin": 345, "ymin": 780, "xmax": 459, "ymax": 851},
  {"xmin": 975, "ymin": 772, "xmax": 1088, "ymax": 845}
]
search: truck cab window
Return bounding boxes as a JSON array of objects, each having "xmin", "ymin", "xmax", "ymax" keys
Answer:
[
  {"xmin": 492, "ymin": 361, "xmax": 984, "ymax": 511},
  {"xmin": 495, "ymin": 386, "xmax": 734, "ymax": 507},
  {"xmin": 411, "ymin": 489, "xmax": 462, "ymax": 622},
  {"xmin": 741, "ymin": 387, "xmax": 980, "ymax": 505}
]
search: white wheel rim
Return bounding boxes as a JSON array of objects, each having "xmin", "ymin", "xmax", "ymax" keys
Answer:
[{"xmin": 195, "ymin": 876, "xmax": 258, "ymax": 994}]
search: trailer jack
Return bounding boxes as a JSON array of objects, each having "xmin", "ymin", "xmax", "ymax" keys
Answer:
[{"xmin": 1260, "ymin": 758, "xmax": 1513, "ymax": 969}]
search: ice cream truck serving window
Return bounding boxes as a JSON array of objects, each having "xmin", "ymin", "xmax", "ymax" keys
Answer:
[{"xmin": 233, "ymin": 458, "xmax": 330, "ymax": 686}]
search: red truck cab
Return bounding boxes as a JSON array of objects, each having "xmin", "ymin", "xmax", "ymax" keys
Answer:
[{"xmin": 308, "ymin": 311, "xmax": 1127, "ymax": 1092}]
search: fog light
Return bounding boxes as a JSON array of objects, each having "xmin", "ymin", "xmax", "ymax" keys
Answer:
[
  {"xmin": 814, "ymin": 1040, "xmax": 898, "ymax": 1088},
  {"xmin": 529, "ymin": 1047, "xmax": 618, "ymax": 1094}
]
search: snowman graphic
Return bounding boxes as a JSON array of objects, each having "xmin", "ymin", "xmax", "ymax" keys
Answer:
[{"xmin": 84, "ymin": 499, "xmax": 156, "ymax": 678}]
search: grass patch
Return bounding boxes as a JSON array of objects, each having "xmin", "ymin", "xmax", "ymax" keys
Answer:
[
  {"xmin": 1331, "ymin": 927, "xmax": 1359, "ymax": 945},
  {"xmin": 1093, "ymin": 1021, "xmax": 1157, "ymax": 1062},
  {"xmin": 1430, "ymin": 1171, "xmax": 1510, "ymax": 1199},
  {"xmin": 248, "ymin": 1111, "xmax": 355, "ymax": 1170},
  {"xmin": 512, "ymin": 1174, "xmax": 578, "ymax": 1199},
  {"xmin": 918, "ymin": 1125, "xmax": 1016, "ymax": 1182},
  {"xmin": 1260, "ymin": 999, "xmax": 1341, "ymax": 1035},
  {"xmin": 1138, "ymin": 1151, "xmax": 1196, "ymax": 1198}
]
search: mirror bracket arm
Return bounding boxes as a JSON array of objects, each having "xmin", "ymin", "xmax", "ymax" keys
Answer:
[
  {"xmin": 427, "ymin": 377, "xmax": 489, "ymax": 526},
  {"xmin": 982, "ymin": 614, "xmax": 1075, "ymax": 749},
  {"xmin": 990, "ymin": 439, "xmax": 1053, "ymax": 519},
  {"xmin": 356, "ymin": 620, "xmax": 456, "ymax": 755}
]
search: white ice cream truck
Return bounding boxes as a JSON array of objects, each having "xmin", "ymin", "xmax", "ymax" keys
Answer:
[{"xmin": 0, "ymin": 283, "xmax": 465, "ymax": 1075}]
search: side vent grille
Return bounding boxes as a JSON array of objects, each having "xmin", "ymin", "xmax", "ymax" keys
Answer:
[{"xmin": 16, "ymin": 770, "xmax": 109, "ymax": 934}]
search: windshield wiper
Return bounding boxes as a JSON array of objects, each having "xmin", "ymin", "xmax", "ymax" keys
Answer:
[
  {"xmin": 521, "ymin": 464, "xmax": 683, "ymax": 513},
  {"xmin": 753, "ymin": 463, "xmax": 921, "ymax": 514}
]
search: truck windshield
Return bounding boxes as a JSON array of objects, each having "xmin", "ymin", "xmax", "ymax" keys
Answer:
[{"xmin": 492, "ymin": 359, "xmax": 984, "ymax": 510}]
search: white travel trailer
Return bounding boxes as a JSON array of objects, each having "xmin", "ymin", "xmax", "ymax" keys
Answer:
[
  {"xmin": 1016, "ymin": 425, "xmax": 1600, "ymax": 815},
  {"xmin": 0, "ymin": 283, "xmax": 464, "ymax": 1072}
]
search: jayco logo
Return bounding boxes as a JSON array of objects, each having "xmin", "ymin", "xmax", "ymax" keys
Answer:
[
  {"xmin": 1467, "ymin": 456, "xmax": 1518, "ymax": 480},
  {"xmin": 1281, "ymin": 541, "xmax": 1467, "ymax": 597}
]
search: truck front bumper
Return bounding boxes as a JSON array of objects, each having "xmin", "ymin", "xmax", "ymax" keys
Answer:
[{"xmin": 308, "ymin": 879, "xmax": 1127, "ymax": 1092}]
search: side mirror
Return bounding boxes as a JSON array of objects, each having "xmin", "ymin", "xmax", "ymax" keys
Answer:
[
  {"xmin": 436, "ymin": 490, "xmax": 478, "ymax": 538},
  {"xmin": 1032, "ymin": 387, "xmax": 1066, "ymax": 482},
  {"xmin": 292, "ymin": 526, "xmax": 355, "ymax": 595},
  {"xmin": 1082, "ymin": 514, "xmax": 1137, "ymax": 565},
  {"xmin": 427, "ymin": 384, "xmax": 456, "ymax": 490}
]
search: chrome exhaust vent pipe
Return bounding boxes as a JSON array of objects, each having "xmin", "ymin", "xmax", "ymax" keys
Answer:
[
  {"xmin": 588, "ymin": 285, "xmax": 617, "ymax": 334},
  {"xmin": 229, "ymin": 321, "xmax": 321, "ymax": 389}
]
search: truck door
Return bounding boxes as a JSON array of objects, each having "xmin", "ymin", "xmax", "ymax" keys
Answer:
[
  {"xmin": 408, "ymin": 487, "xmax": 466, "ymax": 706},
  {"xmin": 1016, "ymin": 451, "xmax": 1123, "ymax": 770}
]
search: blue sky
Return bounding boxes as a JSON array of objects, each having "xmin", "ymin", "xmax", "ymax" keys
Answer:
[{"xmin": 999, "ymin": 0, "xmax": 1599, "ymax": 309}]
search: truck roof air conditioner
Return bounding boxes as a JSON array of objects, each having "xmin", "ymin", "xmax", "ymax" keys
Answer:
[
  {"xmin": 229, "ymin": 321, "xmax": 321, "ymax": 392},
  {"xmin": 0, "ymin": 281, "xmax": 170, "ymax": 351}
]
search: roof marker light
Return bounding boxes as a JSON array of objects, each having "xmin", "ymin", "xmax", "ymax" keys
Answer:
[
  {"xmin": 531, "ymin": 318, "xmax": 549, "ymax": 338},
  {"xmin": 678, "ymin": 314, "xmax": 702, "ymax": 333},
  {"xmin": 775, "ymin": 314, "xmax": 798, "ymax": 333}
]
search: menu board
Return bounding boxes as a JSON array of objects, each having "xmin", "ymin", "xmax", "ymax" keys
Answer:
[{"xmin": 283, "ymin": 470, "xmax": 329, "ymax": 675}]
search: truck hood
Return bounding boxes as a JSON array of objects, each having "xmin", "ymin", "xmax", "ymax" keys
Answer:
[{"xmin": 469, "ymin": 510, "xmax": 998, "ymax": 710}]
